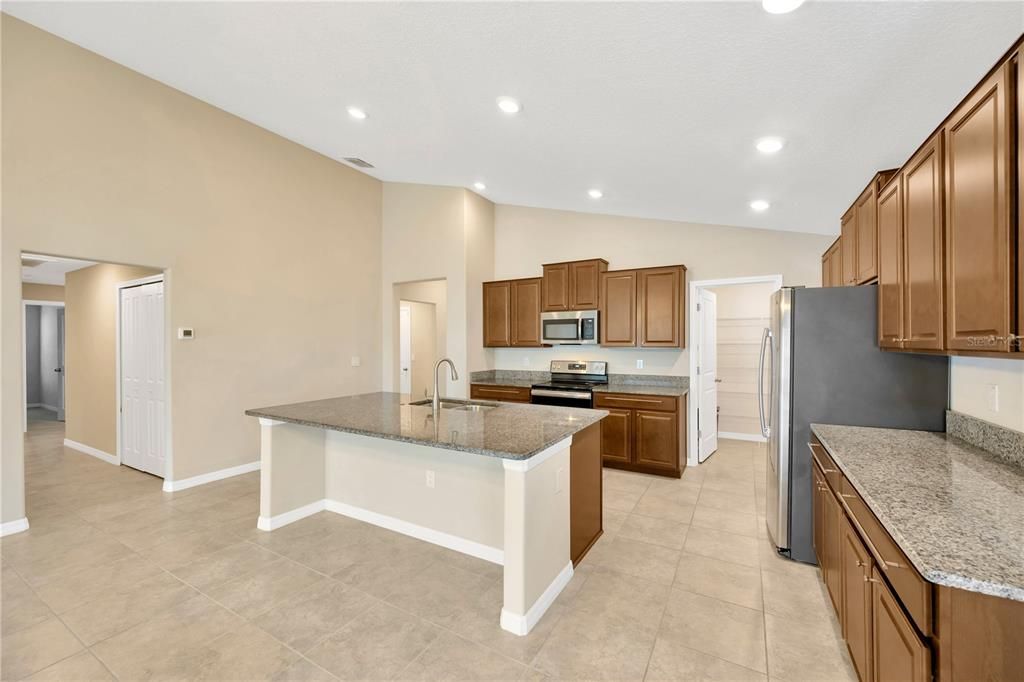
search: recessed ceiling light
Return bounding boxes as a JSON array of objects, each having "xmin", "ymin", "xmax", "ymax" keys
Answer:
[
  {"xmin": 473, "ymin": 182, "xmax": 487, "ymax": 191},
  {"xmin": 762, "ymin": 0, "xmax": 805, "ymax": 14},
  {"xmin": 750, "ymin": 199, "xmax": 771, "ymax": 212},
  {"xmin": 347, "ymin": 106, "xmax": 367, "ymax": 120},
  {"xmin": 588, "ymin": 189, "xmax": 603, "ymax": 199},
  {"xmin": 756, "ymin": 137, "xmax": 785, "ymax": 154},
  {"xmin": 496, "ymin": 97, "xmax": 521, "ymax": 114}
]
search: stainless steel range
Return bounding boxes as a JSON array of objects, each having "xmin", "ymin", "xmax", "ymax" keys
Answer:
[{"xmin": 530, "ymin": 360, "xmax": 608, "ymax": 408}]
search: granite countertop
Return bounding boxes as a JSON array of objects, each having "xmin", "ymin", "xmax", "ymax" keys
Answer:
[
  {"xmin": 246, "ymin": 392, "xmax": 606, "ymax": 461},
  {"xmin": 468, "ymin": 375, "xmax": 539, "ymax": 389},
  {"xmin": 811, "ymin": 423, "xmax": 1024, "ymax": 602},
  {"xmin": 469, "ymin": 371, "xmax": 689, "ymax": 396},
  {"xmin": 594, "ymin": 382, "xmax": 689, "ymax": 397}
]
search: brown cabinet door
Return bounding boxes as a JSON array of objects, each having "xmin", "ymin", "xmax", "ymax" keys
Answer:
[
  {"xmin": 812, "ymin": 463, "xmax": 826, "ymax": 565},
  {"xmin": 510, "ymin": 278, "xmax": 543, "ymax": 347},
  {"xmin": 944, "ymin": 62, "xmax": 1013, "ymax": 352},
  {"xmin": 600, "ymin": 270, "xmax": 637, "ymax": 346},
  {"xmin": 570, "ymin": 260, "xmax": 604, "ymax": 310},
  {"xmin": 841, "ymin": 516, "xmax": 875, "ymax": 682},
  {"xmin": 831, "ymin": 242, "xmax": 844, "ymax": 288},
  {"xmin": 638, "ymin": 266, "xmax": 685, "ymax": 348},
  {"xmin": 903, "ymin": 134, "xmax": 945, "ymax": 351},
  {"xmin": 634, "ymin": 409, "xmax": 679, "ymax": 473},
  {"xmin": 482, "ymin": 281, "xmax": 511, "ymax": 347},
  {"xmin": 877, "ymin": 177, "xmax": 904, "ymax": 349},
  {"xmin": 542, "ymin": 263, "xmax": 570, "ymax": 312},
  {"xmin": 872, "ymin": 568, "xmax": 931, "ymax": 682},
  {"xmin": 821, "ymin": 255, "xmax": 830, "ymax": 288},
  {"xmin": 856, "ymin": 184, "xmax": 879, "ymax": 283},
  {"xmin": 599, "ymin": 408, "xmax": 633, "ymax": 465},
  {"xmin": 822, "ymin": 483, "xmax": 843, "ymax": 615},
  {"xmin": 841, "ymin": 209, "xmax": 857, "ymax": 285},
  {"xmin": 569, "ymin": 422, "xmax": 602, "ymax": 565}
]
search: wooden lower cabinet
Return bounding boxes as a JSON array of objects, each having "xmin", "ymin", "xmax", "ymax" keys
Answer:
[
  {"xmin": 569, "ymin": 422, "xmax": 603, "ymax": 565},
  {"xmin": 468, "ymin": 384, "xmax": 531, "ymax": 403},
  {"xmin": 596, "ymin": 393, "xmax": 685, "ymax": 477},
  {"xmin": 841, "ymin": 515, "xmax": 875, "ymax": 682},
  {"xmin": 872, "ymin": 567, "xmax": 930, "ymax": 682},
  {"xmin": 822, "ymin": 472, "xmax": 843, "ymax": 614}
]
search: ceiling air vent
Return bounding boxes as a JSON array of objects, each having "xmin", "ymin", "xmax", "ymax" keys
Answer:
[{"xmin": 344, "ymin": 157, "xmax": 374, "ymax": 169}]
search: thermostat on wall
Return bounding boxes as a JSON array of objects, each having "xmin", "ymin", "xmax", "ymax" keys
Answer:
[{"xmin": 177, "ymin": 328, "xmax": 195, "ymax": 340}]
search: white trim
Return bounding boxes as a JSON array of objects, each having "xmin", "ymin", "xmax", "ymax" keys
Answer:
[
  {"xmin": 719, "ymin": 431, "xmax": 768, "ymax": 443},
  {"xmin": 116, "ymin": 274, "xmax": 171, "ymax": 480},
  {"xmin": 38, "ymin": 404, "xmax": 59, "ymax": 413},
  {"xmin": 162, "ymin": 460, "xmax": 260, "ymax": 492},
  {"xmin": 21, "ymin": 299, "xmax": 66, "ymax": 433},
  {"xmin": 258, "ymin": 417, "xmax": 286, "ymax": 427},
  {"xmin": 0, "ymin": 518, "xmax": 30, "ymax": 537},
  {"xmin": 26, "ymin": 403, "xmax": 42, "ymax": 409},
  {"xmin": 64, "ymin": 438, "xmax": 119, "ymax": 465},
  {"xmin": 688, "ymin": 274, "xmax": 783, "ymax": 467},
  {"xmin": 500, "ymin": 560, "xmax": 574, "ymax": 636},
  {"xmin": 501, "ymin": 436, "xmax": 573, "ymax": 473},
  {"xmin": 325, "ymin": 499, "xmax": 504, "ymax": 565},
  {"xmin": 258, "ymin": 499, "xmax": 326, "ymax": 531}
]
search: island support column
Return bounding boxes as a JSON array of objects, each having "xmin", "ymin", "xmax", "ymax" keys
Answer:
[
  {"xmin": 257, "ymin": 418, "xmax": 326, "ymax": 530},
  {"xmin": 500, "ymin": 437, "xmax": 574, "ymax": 636}
]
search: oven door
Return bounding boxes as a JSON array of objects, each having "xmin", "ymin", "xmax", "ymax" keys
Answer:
[{"xmin": 530, "ymin": 388, "xmax": 594, "ymax": 408}]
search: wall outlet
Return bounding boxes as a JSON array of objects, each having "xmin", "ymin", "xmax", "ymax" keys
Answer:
[
  {"xmin": 425, "ymin": 470, "xmax": 435, "ymax": 488},
  {"xmin": 555, "ymin": 467, "xmax": 565, "ymax": 493},
  {"xmin": 521, "ymin": 357, "xmax": 530, "ymax": 367},
  {"xmin": 987, "ymin": 384, "xmax": 1000, "ymax": 412},
  {"xmin": 350, "ymin": 356, "xmax": 361, "ymax": 367},
  {"xmin": 636, "ymin": 359, "xmax": 644, "ymax": 369}
]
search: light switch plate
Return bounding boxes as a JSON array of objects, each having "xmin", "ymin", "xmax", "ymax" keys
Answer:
[
  {"xmin": 986, "ymin": 384, "xmax": 1000, "ymax": 412},
  {"xmin": 636, "ymin": 359, "xmax": 644, "ymax": 369},
  {"xmin": 350, "ymin": 356, "xmax": 361, "ymax": 367}
]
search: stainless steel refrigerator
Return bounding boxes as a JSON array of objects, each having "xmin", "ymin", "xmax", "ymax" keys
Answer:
[{"xmin": 759, "ymin": 286, "xmax": 948, "ymax": 564}]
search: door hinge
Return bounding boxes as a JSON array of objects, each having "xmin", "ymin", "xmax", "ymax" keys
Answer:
[
  {"xmin": 697, "ymin": 302, "xmax": 702, "ymax": 312},
  {"xmin": 696, "ymin": 366, "xmax": 700, "ymax": 374}
]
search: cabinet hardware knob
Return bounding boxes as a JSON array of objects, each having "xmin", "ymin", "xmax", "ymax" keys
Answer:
[
  {"xmin": 864, "ymin": 576, "xmax": 882, "ymax": 583},
  {"xmin": 856, "ymin": 560, "xmax": 866, "ymax": 567},
  {"xmin": 840, "ymin": 493, "xmax": 856, "ymax": 499},
  {"xmin": 823, "ymin": 468, "xmax": 837, "ymax": 474}
]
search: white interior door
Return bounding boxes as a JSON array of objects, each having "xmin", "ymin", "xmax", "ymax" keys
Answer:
[
  {"xmin": 399, "ymin": 305, "xmax": 411, "ymax": 395},
  {"xmin": 698, "ymin": 289, "xmax": 718, "ymax": 462},
  {"xmin": 120, "ymin": 281, "xmax": 166, "ymax": 477},
  {"xmin": 55, "ymin": 308, "xmax": 66, "ymax": 421}
]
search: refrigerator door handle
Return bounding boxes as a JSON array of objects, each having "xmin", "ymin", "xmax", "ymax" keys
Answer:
[{"xmin": 758, "ymin": 327, "xmax": 772, "ymax": 438}]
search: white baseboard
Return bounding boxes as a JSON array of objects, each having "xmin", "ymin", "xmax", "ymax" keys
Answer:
[
  {"xmin": 26, "ymin": 403, "xmax": 42, "ymax": 409},
  {"xmin": 325, "ymin": 499, "xmax": 504, "ymax": 565},
  {"xmin": 258, "ymin": 499, "xmax": 327, "ymax": 531},
  {"xmin": 719, "ymin": 431, "xmax": 767, "ymax": 443},
  {"xmin": 500, "ymin": 560, "xmax": 574, "ymax": 636},
  {"xmin": 39, "ymin": 404, "xmax": 59, "ymax": 413},
  {"xmin": 64, "ymin": 439, "xmax": 119, "ymax": 465},
  {"xmin": 0, "ymin": 518, "xmax": 30, "ymax": 537},
  {"xmin": 162, "ymin": 460, "xmax": 260, "ymax": 492}
]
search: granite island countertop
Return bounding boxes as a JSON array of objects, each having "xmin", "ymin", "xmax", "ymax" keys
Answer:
[
  {"xmin": 246, "ymin": 392, "xmax": 606, "ymax": 461},
  {"xmin": 811, "ymin": 423, "xmax": 1024, "ymax": 602}
]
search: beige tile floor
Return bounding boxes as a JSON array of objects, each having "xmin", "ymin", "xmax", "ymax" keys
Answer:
[{"xmin": 2, "ymin": 420, "xmax": 857, "ymax": 681}]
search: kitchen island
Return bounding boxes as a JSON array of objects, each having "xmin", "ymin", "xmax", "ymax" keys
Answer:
[{"xmin": 245, "ymin": 392, "xmax": 606, "ymax": 635}]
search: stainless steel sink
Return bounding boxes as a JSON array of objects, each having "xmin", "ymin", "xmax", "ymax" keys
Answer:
[{"xmin": 407, "ymin": 398, "xmax": 498, "ymax": 411}]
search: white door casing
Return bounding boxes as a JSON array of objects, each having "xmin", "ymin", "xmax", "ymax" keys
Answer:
[
  {"xmin": 56, "ymin": 308, "xmax": 66, "ymax": 421},
  {"xmin": 120, "ymin": 281, "xmax": 166, "ymax": 477},
  {"xmin": 698, "ymin": 289, "xmax": 718, "ymax": 462},
  {"xmin": 399, "ymin": 305, "xmax": 411, "ymax": 395}
]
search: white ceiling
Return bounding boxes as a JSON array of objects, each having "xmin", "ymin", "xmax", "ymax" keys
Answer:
[
  {"xmin": 5, "ymin": 2, "xmax": 1022, "ymax": 235},
  {"xmin": 22, "ymin": 255, "xmax": 96, "ymax": 286}
]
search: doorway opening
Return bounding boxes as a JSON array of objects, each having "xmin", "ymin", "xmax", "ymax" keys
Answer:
[
  {"xmin": 393, "ymin": 279, "xmax": 447, "ymax": 399},
  {"xmin": 20, "ymin": 252, "xmax": 169, "ymax": 480},
  {"xmin": 687, "ymin": 275, "xmax": 782, "ymax": 466}
]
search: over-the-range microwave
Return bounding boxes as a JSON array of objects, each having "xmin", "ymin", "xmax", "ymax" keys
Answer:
[{"xmin": 541, "ymin": 310, "xmax": 599, "ymax": 345}]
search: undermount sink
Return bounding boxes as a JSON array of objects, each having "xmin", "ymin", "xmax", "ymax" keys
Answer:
[{"xmin": 407, "ymin": 398, "xmax": 499, "ymax": 411}]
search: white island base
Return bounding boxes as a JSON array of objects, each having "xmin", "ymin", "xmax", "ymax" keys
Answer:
[{"xmin": 256, "ymin": 417, "xmax": 574, "ymax": 636}]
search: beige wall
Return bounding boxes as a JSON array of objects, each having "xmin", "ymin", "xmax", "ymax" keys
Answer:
[
  {"xmin": 2, "ymin": 17, "xmax": 383, "ymax": 522},
  {"xmin": 950, "ymin": 358, "xmax": 1024, "ymax": 433},
  {"xmin": 21, "ymin": 283, "xmax": 64, "ymax": 302},
  {"xmin": 490, "ymin": 204, "xmax": 832, "ymax": 376},
  {"xmin": 64, "ymin": 263, "xmax": 161, "ymax": 455},
  {"xmin": 381, "ymin": 183, "xmax": 494, "ymax": 397}
]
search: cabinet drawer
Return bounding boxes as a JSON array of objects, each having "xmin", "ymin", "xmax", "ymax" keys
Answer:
[
  {"xmin": 808, "ymin": 440, "xmax": 843, "ymax": 493},
  {"xmin": 839, "ymin": 477, "xmax": 932, "ymax": 636},
  {"xmin": 594, "ymin": 392, "xmax": 677, "ymax": 412},
  {"xmin": 469, "ymin": 384, "xmax": 531, "ymax": 403}
]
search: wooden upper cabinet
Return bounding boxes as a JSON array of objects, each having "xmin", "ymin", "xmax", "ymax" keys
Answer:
[
  {"xmin": 821, "ymin": 255, "xmax": 829, "ymax": 288},
  {"xmin": 543, "ymin": 259, "xmax": 607, "ymax": 311},
  {"xmin": 903, "ymin": 134, "xmax": 945, "ymax": 351},
  {"xmin": 855, "ymin": 183, "xmax": 879, "ymax": 283},
  {"xmin": 483, "ymin": 280, "xmax": 511, "ymax": 347},
  {"xmin": 638, "ymin": 266, "xmax": 686, "ymax": 348},
  {"xmin": 841, "ymin": 209, "xmax": 857, "ymax": 285},
  {"xmin": 600, "ymin": 270, "xmax": 638, "ymax": 346},
  {"xmin": 510, "ymin": 278, "xmax": 543, "ymax": 347},
  {"xmin": 944, "ymin": 61, "xmax": 1013, "ymax": 352},
  {"xmin": 1018, "ymin": 49, "xmax": 1024, "ymax": 348},
  {"xmin": 872, "ymin": 567, "xmax": 931, "ymax": 682},
  {"xmin": 830, "ymin": 242, "xmax": 843, "ymax": 288},
  {"xmin": 877, "ymin": 176, "xmax": 904, "ymax": 349}
]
